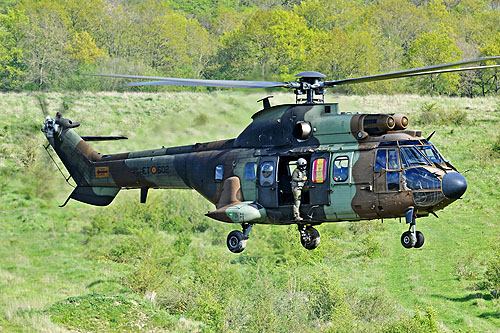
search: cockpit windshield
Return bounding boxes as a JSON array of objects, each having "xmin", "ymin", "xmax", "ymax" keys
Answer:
[
  {"xmin": 417, "ymin": 143, "xmax": 446, "ymax": 164},
  {"xmin": 400, "ymin": 146, "xmax": 430, "ymax": 168}
]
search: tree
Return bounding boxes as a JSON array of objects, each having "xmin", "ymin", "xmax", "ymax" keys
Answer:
[
  {"xmin": 477, "ymin": 33, "xmax": 500, "ymax": 95},
  {"xmin": 66, "ymin": 31, "xmax": 106, "ymax": 65},
  {"xmin": 214, "ymin": 9, "xmax": 313, "ymax": 81},
  {"xmin": 129, "ymin": 1, "xmax": 214, "ymax": 78},
  {"xmin": 294, "ymin": 0, "xmax": 365, "ymax": 32},
  {"xmin": 0, "ymin": 8, "xmax": 27, "ymax": 90},
  {"xmin": 406, "ymin": 31, "xmax": 461, "ymax": 94},
  {"xmin": 370, "ymin": 0, "xmax": 427, "ymax": 52},
  {"xmin": 310, "ymin": 28, "xmax": 392, "ymax": 94},
  {"xmin": 17, "ymin": 0, "xmax": 73, "ymax": 89}
]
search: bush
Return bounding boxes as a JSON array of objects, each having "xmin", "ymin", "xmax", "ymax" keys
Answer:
[
  {"xmin": 416, "ymin": 102, "xmax": 468, "ymax": 126},
  {"xmin": 86, "ymin": 190, "xmax": 212, "ymax": 235},
  {"xmin": 360, "ymin": 235, "xmax": 382, "ymax": 259},
  {"xmin": 47, "ymin": 294, "xmax": 175, "ymax": 331},
  {"xmin": 491, "ymin": 136, "xmax": 500, "ymax": 155},
  {"xmin": 455, "ymin": 254, "xmax": 480, "ymax": 281},
  {"xmin": 484, "ymin": 244, "xmax": 500, "ymax": 298},
  {"xmin": 383, "ymin": 306, "xmax": 439, "ymax": 333}
]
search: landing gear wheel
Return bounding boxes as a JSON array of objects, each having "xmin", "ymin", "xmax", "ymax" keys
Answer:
[
  {"xmin": 401, "ymin": 231, "xmax": 416, "ymax": 249},
  {"xmin": 300, "ymin": 227, "xmax": 320, "ymax": 250},
  {"xmin": 227, "ymin": 230, "xmax": 246, "ymax": 253},
  {"xmin": 414, "ymin": 231, "xmax": 425, "ymax": 248}
]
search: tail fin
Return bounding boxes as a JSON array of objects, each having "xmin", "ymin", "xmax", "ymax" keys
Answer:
[{"xmin": 42, "ymin": 114, "xmax": 120, "ymax": 206}]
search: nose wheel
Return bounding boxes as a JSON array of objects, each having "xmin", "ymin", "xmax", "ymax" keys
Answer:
[{"xmin": 401, "ymin": 208, "xmax": 425, "ymax": 249}]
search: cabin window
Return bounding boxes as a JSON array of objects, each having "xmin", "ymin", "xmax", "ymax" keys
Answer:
[
  {"xmin": 375, "ymin": 150, "xmax": 386, "ymax": 171},
  {"xmin": 333, "ymin": 156, "xmax": 349, "ymax": 182},
  {"xmin": 215, "ymin": 165, "xmax": 223, "ymax": 181},
  {"xmin": 259, "ymin": 161, "xmax": 275, "ymax": 186},
  {"xmin": 245, "ymin": 162, "xmax": 257, "ymax": 180},
  {"xmin": 312, "ymin": 158, "xmax": 327, "ymax": 183}
]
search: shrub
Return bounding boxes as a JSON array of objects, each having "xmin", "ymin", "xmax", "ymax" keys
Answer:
[
  {"xmin": 492, "ymin": 135, "xmax": 500, "ymax": 155},
  {"xmin": 416, "ymin": 102, "xmax": 444, "ymax": 125},
  {"xmin": 193, "ymin": 112, "xmax": 209, "ymax": 126},
  {"xmin": 47, "ymin": 294, "xmax": 174, "ymax": 331},
  {"xmin": 360, "ymin": 235, "xmax": 382, "ymax": 259},
  {"xmin": 415, "ymin": 102, "xmax": 468, "ymax": 126},
  {"xmin": 455, "ymin": 254, "xmax": 480, "ymax": 281},
  {"xmin": 484, "ymin": 244, "xmax": 500, "ymax": 298},
  {"xmin": 383, "ymin": 306, "xmax": 439, "ymax": 333}
]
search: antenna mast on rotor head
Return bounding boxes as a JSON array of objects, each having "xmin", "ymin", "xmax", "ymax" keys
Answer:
[{"xmin": 294, "ymin": 71, "xmax": 326, "ymax": 104}]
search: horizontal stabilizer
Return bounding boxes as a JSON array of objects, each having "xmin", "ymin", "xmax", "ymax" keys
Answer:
[{"xmin": 81, "ymin": 136, "xmax": 128, "ymax": 141}]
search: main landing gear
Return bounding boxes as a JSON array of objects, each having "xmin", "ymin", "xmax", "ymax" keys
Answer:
[
  {"xmin": 401, "ymin": 207, "xmax": 425, "ymax": 249},
  {"xmin": 226, "ymin": 223, "xmax": 321, "ymax": 253},
  {"xmin": 298, "ymin": 225, "xmax": 320, "ymax": 250},
  {"xmin": 227, "ymin": 223, "xmax": 253, "ymax": 253}
]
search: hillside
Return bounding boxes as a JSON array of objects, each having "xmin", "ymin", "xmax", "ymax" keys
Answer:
[{"xmin": 0, "ymin": 92, "xmax": 499, "ymax": 331}]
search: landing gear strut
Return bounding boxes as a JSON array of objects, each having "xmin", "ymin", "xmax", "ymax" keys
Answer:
[
  {"xmin": 298, "ymin": 225, "xmax": 320, "ymax": 250},
  {"xmin": 401, "ymin": 207, "xmax": 425, "ymax": 249},
  {"xmin": 227, "ymin": 223, "xmax": 253, "ymax": 253}
]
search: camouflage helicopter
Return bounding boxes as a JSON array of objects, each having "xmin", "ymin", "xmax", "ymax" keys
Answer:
[{"xmin": 42, "ymin": 57, "xmax": 500, "ymax": 253}]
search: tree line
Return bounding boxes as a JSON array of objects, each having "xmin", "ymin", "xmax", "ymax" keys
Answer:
[{"xmin": 0, "ymin": 0, "xmax": 499, "ymax": 96}]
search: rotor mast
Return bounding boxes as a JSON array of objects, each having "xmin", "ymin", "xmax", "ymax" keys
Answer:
[{"xmin": 294, "ymin": 71, "xmax": 326, "ymax": 104}]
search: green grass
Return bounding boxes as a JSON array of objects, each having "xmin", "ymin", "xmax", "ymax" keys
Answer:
[{"xmin": 0, "ymin": 92, "xmax": 499, "ymax": 331}]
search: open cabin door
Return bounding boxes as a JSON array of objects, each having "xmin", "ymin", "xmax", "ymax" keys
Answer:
[
  {"xmin": 257, "ymin": 156, "xmax": 279, "ymax": 208},
  {"xmin": 309, "ymin": 153, "xmax": 331, "ymax": 206}
]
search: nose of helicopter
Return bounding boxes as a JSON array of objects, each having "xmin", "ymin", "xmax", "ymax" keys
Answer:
[{"xmin": 442, "ymin": 172, "xmax": 467, "ymax": 199}]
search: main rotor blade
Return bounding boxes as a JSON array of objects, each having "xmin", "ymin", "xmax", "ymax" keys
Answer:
[
  {"xmin": 123, "ymin": 79, "xmax": 292, "ymax": 89},
  {"xmin": 325, "ymin": 56, "xmax": 500, "ymax": 86},
  {"xmin": 402, "ymin": 64, "xmax": 500, "ymax": 77},
  {"xmin": 88, "ymin": 73, "xmax": 292, "ymax": 89}
]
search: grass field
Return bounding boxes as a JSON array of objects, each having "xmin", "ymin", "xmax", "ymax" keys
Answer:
[{"xmin": 0, "ymin": 91, "xmax": 499, "ymax": 331}]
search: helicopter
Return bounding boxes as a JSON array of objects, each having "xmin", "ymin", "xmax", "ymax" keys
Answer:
[{"xmin": 42, "ymin": 56, "xmax": 500, "ymax": 253}]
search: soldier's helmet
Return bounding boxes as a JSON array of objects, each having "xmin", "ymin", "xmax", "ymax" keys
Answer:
[{"xmin": 297, "ymin": 158, "xmax": 307, "ymax": 169}]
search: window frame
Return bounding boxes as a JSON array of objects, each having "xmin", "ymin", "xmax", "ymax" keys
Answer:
[
  {"xmin": 244, "ymin": 162, "xmax": 257, "ymax": 181},
  {"xmin": 333, "ymin": 156, "xmax": 349, "ymax": 183},
  {"xmin": 259, "ymin": 161, "xmax": 275, "ymax": 187},
  {"xmin": 215, "ymin": 164, "xmax": 224, "ymax": 181},
  {"xmin": 311, "ymin": 158, "xmax": 327, "ymax": 183}
]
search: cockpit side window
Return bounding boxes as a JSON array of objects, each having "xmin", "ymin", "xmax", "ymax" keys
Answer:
[
  {"xmin": 400, "ymin": 146, "xmax": 430, "ymax": 168},
  {"xmin": 387, "ymin": 149, "xmax": 400, "ymax": 170},
  {"xmin": 375, "ymin": 150, "xmax": 386, "ymax": 172}
]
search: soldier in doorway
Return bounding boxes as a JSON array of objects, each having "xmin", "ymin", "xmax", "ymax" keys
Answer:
[{"xmin": 291, "ymin": 158, "xmax": 308, "ymax": 221}]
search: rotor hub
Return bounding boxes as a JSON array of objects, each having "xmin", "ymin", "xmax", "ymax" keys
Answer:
[{"xmin": 294, "ymin": 71, "xmax": 326, "ymax": 104}]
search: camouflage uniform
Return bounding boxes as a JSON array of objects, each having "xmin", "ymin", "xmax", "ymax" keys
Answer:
[{"xmin": 291, "ymin": 165, "xmax": 307, "ymax": 221}]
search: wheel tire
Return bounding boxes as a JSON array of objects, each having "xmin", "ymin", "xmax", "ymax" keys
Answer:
[
  {"xmin": 414, "ymin": 231, "xmax": 425, "ymax": 248},
  {"xmin": 300, "ymin": 227, "xmax": 320, "ymax": 250},
  {"xmin": 227, "ymin": 230, "xmax": 246, "ymax": 253},
  {"xmin": 401, "ymin": 231, "xmax": 416, "ymax": 249}
]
